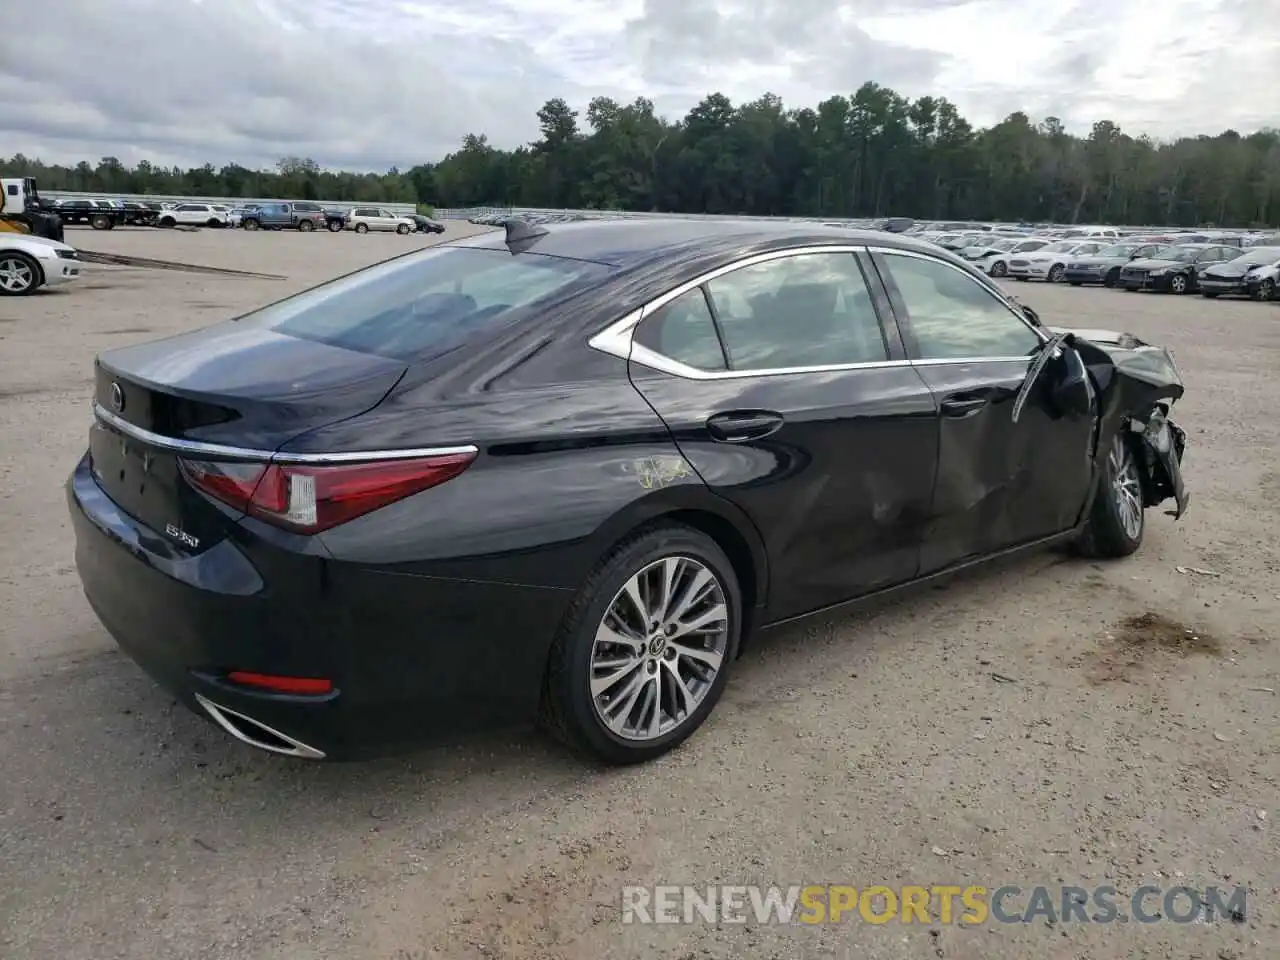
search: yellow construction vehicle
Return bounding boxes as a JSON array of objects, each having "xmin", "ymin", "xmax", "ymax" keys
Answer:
[{"xmin": 0, "ymin": 177, "xmax": 65, "ymax": 241}]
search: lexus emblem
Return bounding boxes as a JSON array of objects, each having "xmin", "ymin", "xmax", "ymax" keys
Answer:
[{"xmin": 110, "ymin": 381, "xmax": 124, "ymax": 412}]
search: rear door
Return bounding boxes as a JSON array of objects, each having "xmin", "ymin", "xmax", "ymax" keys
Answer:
[
  {"xmin": 869, "ymin": 247, "xmax": 1097, "ymax": 572},
  {"xmin": 623, "ymin": 246, "xmax": 939, "ymax": 622}
]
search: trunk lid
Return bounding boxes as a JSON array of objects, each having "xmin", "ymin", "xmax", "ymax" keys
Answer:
[{"xmin": 89, "ymin": 324, "xmax": 406, "ymax": 548}]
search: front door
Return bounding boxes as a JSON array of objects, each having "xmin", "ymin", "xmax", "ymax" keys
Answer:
[
  {"xmin": 869, "ymin": 248, "xmax": 1097, "ymax": 573},
  {"xmin": 626, "ymin": 248, "xmax": 939, "ymax": 622}
]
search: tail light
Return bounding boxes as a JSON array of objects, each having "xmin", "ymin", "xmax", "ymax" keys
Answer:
[{"xmin": 178, "ymin": 452, "xmax": 476, "ymax": 534}]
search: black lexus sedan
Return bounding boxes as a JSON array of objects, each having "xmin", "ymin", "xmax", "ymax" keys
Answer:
[
  {"xmin": 67, "ymin": 218, "xmax": 1190, "ymax": 764},
  {"xmin": 1118, "ymin": 243, "xmax": 1241, "ymax": 293}
]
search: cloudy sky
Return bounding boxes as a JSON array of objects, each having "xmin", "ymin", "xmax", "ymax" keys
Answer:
[{"xmin": 3, "ymin": 0, "xmax": 1277, "ymax": 172}]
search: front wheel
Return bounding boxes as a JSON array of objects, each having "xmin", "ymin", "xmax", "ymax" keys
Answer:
[
  {"xmin": 990, "ymin": 260, "xmax": 1008, "ymax": 277},
  {"xmin": 242, "ymin": 218, "xmax": 259, "ymax": 231},
  {"xmin": 0, "ymin": 252, "xmax": 42, "ymax": 296},
  {"xmin": 1104, "ymin": 268, "xmax": 1121, "ymax": 288},
  {"xmin": 90, "ymin": 214, "xmax": 113, "ymax": 230},
  {"xmin": 1047, "ymin": 264, "xmax": 1065, "ymax": 283},
  {"xmin": 1255, "ymin": 278, "xmax": 1275, "ymax": 301},
  {"xmin": 1077, "ymin": 433, "xmax": 1145, "ymax": 558},
  {"xmin": 327, "ymin": 220, "xmax": 343, "ymax": 232},
  {"xmin": 396, "ymin": 223, "xmax": 410, "ymax": 235},
  {"xmin": 1169, "ymin": 274, "xmax": 1189, "ymax": 294},
  {"xmin": 158, "ymin": 216, "xmax": 176, "ymax": 228},
  {"xmin": 354, "ymin": 223, "xmax": 369, "ymax": 234},
  {"xmin": 540, "ymin": 525, "xmax": 740, "ymax": 764},
  {"xmin": 298, "ymin": 219, "xmax": 315, "ymax": 232}
]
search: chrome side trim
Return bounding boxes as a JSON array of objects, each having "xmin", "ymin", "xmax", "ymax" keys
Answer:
[
  {"xmin": 195, "ymin": 693, "xmax": 327, "ymax": 760},
  {"xmin": 92, "ymin": 403, "xmax": 478, "ymax": 464},
  {"xmin": 587, "ymin": 242, "xmax": 1044, "ymax": 381}
]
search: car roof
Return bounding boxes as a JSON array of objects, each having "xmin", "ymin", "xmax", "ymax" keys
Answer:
[{"xmin": 445, "ymin": 217, "xmax": 949, "ymax": 269}]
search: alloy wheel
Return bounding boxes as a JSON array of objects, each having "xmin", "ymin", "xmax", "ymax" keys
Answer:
[
  {"xmin": 0, "ymin": 255, "xmax": 36, "ymax": 294},
  {"xmin": 590, "ymin": 556, "xmax": 729, "ymax": 742},
  {"xmin": 1170, "ymin": 274, "xmax": 1187, "ymax": 294},
  {"xmin": 1258, "ymin": 279, "xmax": 1275, "ymax": 302},
  {"xmin": 1048, "ymin": 264, "xmax": 1064, "ymax": 282},
  {"xmin": 1110, "ymin": 435, "xmax": 1144, "ymax": 541}
]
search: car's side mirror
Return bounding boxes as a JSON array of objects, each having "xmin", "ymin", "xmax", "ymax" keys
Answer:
[
  {"xmin": 1047, "ymin": 346, "xmax": 1093, "ymax": 419},
  {"xmin": 1021, "ymin": 304, "xmax": 1042, "ymax": 327}
]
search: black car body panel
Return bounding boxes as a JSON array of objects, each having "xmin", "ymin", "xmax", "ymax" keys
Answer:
[{"xmin": 67, "ymin": 218, "xmax": 1191, "ymax": 759}]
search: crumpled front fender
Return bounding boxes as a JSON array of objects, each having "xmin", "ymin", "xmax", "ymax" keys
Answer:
[{"xmin": 1063, "ymin": 330, "xmax": 1190, "ymax": 519}]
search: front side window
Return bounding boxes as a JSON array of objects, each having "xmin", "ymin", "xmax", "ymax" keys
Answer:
[
  {"xmin": 634, "ymin": 289, "xmax": 726, "ymax": 371},
  {"xmin": 880, "ymin": 253, "xmax": 1041, "ymax": 361},
  {"xmin": 702, "ymin": 252, "xmax": 889, "ymax": 371}
]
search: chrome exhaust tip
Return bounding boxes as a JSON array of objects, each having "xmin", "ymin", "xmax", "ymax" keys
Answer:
[{"xmin": 194, "ymin": 693, "xmax": 326, "ymax": 760}]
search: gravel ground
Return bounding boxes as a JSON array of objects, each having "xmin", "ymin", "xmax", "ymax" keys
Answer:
[{"xmin": 1, "ymin": 224, "xmax": 1277, "ymax": 960}]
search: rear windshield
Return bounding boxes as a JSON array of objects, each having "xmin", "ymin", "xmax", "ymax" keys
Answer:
[{"xmin": 238, "ymin": 246, "xmax": 611, "ymax": 361}]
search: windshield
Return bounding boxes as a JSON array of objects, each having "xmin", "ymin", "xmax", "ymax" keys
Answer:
[
  {"xmin": 1163, "ymin": 247, "xmax": 1205, "ymax": 263},
  {"xmin": 240, "ymin": 246, "xmax": 612, "ymax": 361},
  {"xmin": 983, "ymin": 239, "xmax": 1016, "ymax": 251},
  {"xmin": 1097, "ymin": 244, "xmax": 1138, "ymax": 257},
  {"xmin": 1229, "ymin": 247, "xmax": 1280, "ymax": 265},
  {"xmin": 1040, "ymin": 241, "xmax": 1077, "ymax": 253}
]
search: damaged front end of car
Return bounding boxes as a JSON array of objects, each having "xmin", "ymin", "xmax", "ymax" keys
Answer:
[{"xmin": 1057, "ymin": 328, "xmax": 1189, "ymax": 520}]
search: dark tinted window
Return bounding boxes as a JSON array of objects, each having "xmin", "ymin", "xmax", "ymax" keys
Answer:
[
  {"xmin": 881, "ymin": 253, "xmax": 1040, "ymax": 360},
  {"xmin": 635, "ymin": 289, "xmax": 726, "ymax": 371},
  {"xmin": 703, "ymin": 253, "xmax": 888, "ymax": 370},
  {"xmin": 293, "ymin": 202, "xmax": 320, "ymax": 212},
  {"xmin": 243, "ymin": 247, "xmax": 611, "ymax": 361}
]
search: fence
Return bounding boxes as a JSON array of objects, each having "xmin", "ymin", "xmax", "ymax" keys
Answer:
[{"xmin": 41, "ymin": 190, "xmax": 418, "ymax": 217}]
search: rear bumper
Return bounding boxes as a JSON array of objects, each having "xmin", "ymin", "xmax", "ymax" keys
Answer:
[{"xmin": 67, "ymin": 454, "xmax": 570, "ymax": 759}]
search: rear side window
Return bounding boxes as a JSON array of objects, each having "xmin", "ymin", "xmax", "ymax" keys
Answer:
[
  {"xmin": 704, "ymin": 252, "xmax": 889, "ymax": 370},
  {"xmin": 242, "ymin": 247, "xmax": 612, "ymax": 361},
  {"xmin": 634, "ymin": 289, "xmax": 727, "ymax": 371}
]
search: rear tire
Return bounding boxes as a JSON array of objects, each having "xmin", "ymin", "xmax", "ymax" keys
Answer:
[
  {"xmin": 396, "ymin": 223, "xmax": 410, "ymax": 235},
  {"xmin": 91, "ymin": 214, "xmax": 112, "ymax": 230},
  {"xmin": 1104, "ymin": 268, "xmax": 1120, "ymax": 287},
  {"xmin": 327, "ymin": 220, "xmax": 343, "ymax": 232},
  {"xmin": 539, "ymin": 524, "xmax": 740, "ymax": 764},
  {"xmin": 242, "ymin": 218, "xmax": 260, "ymax": 231},
  {"xmin": 298, "ymin": 219, "xmax": 315, "ymax": 232},
  {"xmin": 0, "ymin": 251, "xmax": 42, "ymax": 296},
  {"xmin": 1076, "ymin": 432, "xmax": 1145, "ymax": 559},
  {"xmin": 354, "ymin": 223, "xmax": 369, "ymax": 234},
  {"xmin": 159, "ymin": 216, "xmax": 176, "ymax": 228}
]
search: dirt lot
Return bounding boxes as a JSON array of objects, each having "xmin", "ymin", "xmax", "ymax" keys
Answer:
[{"xmin": 1, "ymin": 224, "xmax": 1277, "ymax": 960}]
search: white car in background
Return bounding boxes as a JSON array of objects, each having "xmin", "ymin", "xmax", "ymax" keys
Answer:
[
  {"xmin": 346, "ymin": 207, "xmax": 415, "ymax": 235},
  {"xmin": 961, "ymin": 237, "xmax": 1052, "ymax": 277},
  {"xmin": 0, "ymin": 233, "xmax": 83, "ymax": 296},
  {"xmin": 1008, "ymin": 240, "xmax": 1106, "ymax": 282},
  {"xmin": 155, "ymin": 203, "xmax": 229, "ymax": 228}
]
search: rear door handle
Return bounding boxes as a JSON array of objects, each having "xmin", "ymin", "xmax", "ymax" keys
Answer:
[
  {"xmin": 706, "ymin": 411, "xmax": 784, "ymax": 443},
  {"xmin": 940, "ymin": 396, "xmax": 989, "ymax": 418}
]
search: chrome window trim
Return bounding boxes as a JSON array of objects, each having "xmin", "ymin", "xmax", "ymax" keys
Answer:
[
  {"xmin": 587, "ymin": 243, "xmax": 1043, "ymax": 381},
  {"xmin": 92, "ymin": 403, "xmax": 478, "ymax": 464}
]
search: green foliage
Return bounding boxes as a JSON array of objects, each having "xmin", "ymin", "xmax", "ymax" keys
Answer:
[{"xmin": 5, "ymin": 84, "xmax": 1279, "ymax": 226}]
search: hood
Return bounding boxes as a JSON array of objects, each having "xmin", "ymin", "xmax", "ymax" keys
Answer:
[
  {"xmin": 1126, "ymin": 257, "xmax": 1184, "ymax": 270},
  {"xmin": 1067, "ymin": 254, "xmax": 1126, "ymax": 265},
  {"xmin": 1205, "ymin": 260, "xmax": 1276, "ymax": 278},
  {"xmin": 2, "ymin": 234, "xmax": 74, "ymax": 254}
]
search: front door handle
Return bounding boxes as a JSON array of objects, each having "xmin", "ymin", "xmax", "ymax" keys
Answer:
[
  {"xmin": 706, "ymin": 411, "xmax": 784, "ymax": 443},
  {"xmin": 940, "ymin": 396, "xmax": 989, "ymax": 418}
]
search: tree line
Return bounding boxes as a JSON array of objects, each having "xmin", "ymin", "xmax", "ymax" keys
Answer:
[{"xmin": 5, "ymin": 83, "xmax": 1279, "ymax": 227}]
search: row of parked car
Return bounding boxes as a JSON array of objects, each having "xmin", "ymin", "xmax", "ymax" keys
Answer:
[
  {"xmin": 919, "ymin": 228, "xmax": 1280, "ymax": 301},
  {"xmin": 49, "ymin": 197, "xmax": 445, "ymax": 236}
]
